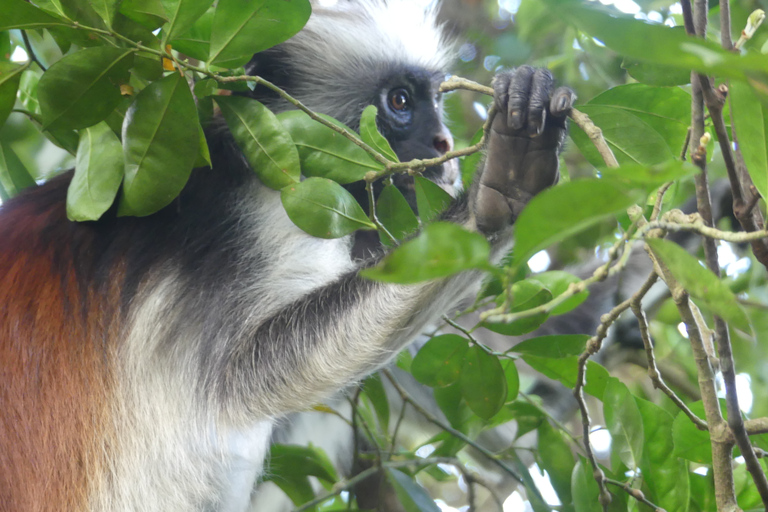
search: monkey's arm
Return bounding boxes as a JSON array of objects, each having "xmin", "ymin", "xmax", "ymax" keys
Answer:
[{"xmin": 220, "ymin": 67, "xmax": 573, "ymax": 422}]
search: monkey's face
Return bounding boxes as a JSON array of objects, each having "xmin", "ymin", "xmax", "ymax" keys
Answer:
[{"xmin": 374, "ymin": 66, "xmax": 460, "ymax": 205}]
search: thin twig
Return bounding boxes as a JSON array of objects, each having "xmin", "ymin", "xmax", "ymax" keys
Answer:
[
  {"xmin": 292, "ymin": 457, "xmax": 471, "ymax": 512},
  {"xmin": 20, "ymin": 30, "xmax": 46, "ymax": 71},
  {"xmin": 481, "ymin": 222, "xmax": 636, "ymax": 324},
  {"xmin": 382, "ymin": 369, "xmax": 524, "ymax": 484},
  {"xmin": 604, "ymin": 478, "xmax": 667, "ymax": 511},
  {"xmin": 366, "ymin": 181, "xmax": 398, "ymax": 245},
  {"xmin": 629, "ymin": 274, "xmax": 708, "ymax": 430},
  {"xmin": 387, "ymin": 400, "xmax": 408, "ymax": 461},
  {"xmin": 569, "ymin": 109, "xmax": 619, "ymax": 168}
]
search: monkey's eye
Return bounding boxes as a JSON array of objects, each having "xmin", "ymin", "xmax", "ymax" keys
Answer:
[{"xmin": 388, "ymin": 89, "xmax": 410, "ymax": 111}]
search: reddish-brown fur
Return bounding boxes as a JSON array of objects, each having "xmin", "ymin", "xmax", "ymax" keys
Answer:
[{"xmin": 0, "ymin": 192, "xmax": 118, "ymax": 512}]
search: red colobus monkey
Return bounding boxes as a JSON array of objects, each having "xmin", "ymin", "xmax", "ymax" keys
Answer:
[{"xmin": 0, "ymin": 1, "xmax": 574, "ymax": 510}]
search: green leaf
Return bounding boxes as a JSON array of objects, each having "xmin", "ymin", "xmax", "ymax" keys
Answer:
[
  {"xmin": 112, "ymin": 15, "xmax": 163, "ymax": 82},
  {"xmin": 414, "ymin": 175, "xmax": 452, "ymax": 222},
  {"xmin": 161, "ymin": 0, "xmax": 214, "ymax": 43},
  {"xmin": 482, "ymin": 279, "xmax": 552, "ymax": 336},
  {"xmin": 43, "ymin": 127, "xmax": 79, "ymax": 154},
  {"xmin": 522, "ymin": 356, "xmax": 609, "ymax": 400},
  {"xmin": 569, "ymin": 105, "xmax": 674, "ymax": 167},
  {"xmin": 38, "ymin": 47, "xmax": 134, "ymax": 131},
  {"xmin": 460, "ymin": 346, "xmax": 507, "ymax": 420},
  {"xmin": 672, "ymin": 401, "xmax": 715, "ymax": 464},
  {"xmin": 0, "ymin": 141, "xmax": 36, "ymax": 201},
  {"xmin": 598, "ymin": 161, "xmax": 698, "ymax": 192},
  {"xmin": 376, "ymin": 183, "xmax": 419, "ymax": 245},
  {"xmin": 90, "ymin": 0, "xmax": 120, "ymax": 28},
  {"xmin": 386, "ymin": 468, "xmax": 440, "ymax": 512},
  {"xmin": 278, "ymin": 110, "xmax": 383, "ymax": 184},
  {"xmin": 49, "ymin": 0, "xmax": 107, "ymax": 29},
  {"xmin": 646, "ymin": 238, "xmax": 752, "ymax": 333},
  {"xmin": 281, "ymin": 177, "xmax": 375, "ymax": 238},
  {"xmin": 622, "ymin": 57, "xmax": 691, "ymax": 87},
  {"xmin": 586, "ymin": 84, "xmax": 692, "ymax": 155},
  {"xmin": 267, "ymin": 444, "xmax": 338, "ymax": 483},
  {"xmin": 501, "ymin": 359, "xmax": 519, "ymax": 403},
  {"xmin": 636, "ymin": 398, "xmax": 690, "ymax": 512},
  {"xmin": 67, "ymin": 122, "xmax": 123, "ymax": 221},
  {"xmin": 193, "ymin": 78, "xmax": 218, "ymax": 98},
  {"xmin": 119, "ymin": 0, "xmax": 168, "ymax": 30},
  {"xmin": 571, "ymin": 458, "xmax": 602, "ymax": 512},
  {"xmin": 0, "ymin": 32, "xmax": 10, "ymax": 62},
  {"xmin": 361, "ymin": 222, "xmax": 491, "ymax": 284},
  {"xmin": 209, "ymin": 0, "xmax": 311, "ymax": 68},
  {"xmin": 0, "ymin": 0, "xmax": 65, "ymax": 30},
  {"xmin": 538, "ymin": 420, "xmax": 575, "ymax": 505},
  {"xmin": 194, "ymin": 121, "xmax": 211, "ymax": 168},
  {"xmin": 512, "ymin": 178, "xmax": 645, "ymax": 266},
  {"xmin": 119, "ymin": 72, "xmax": 199, "ymax": 216},
  {"xmin": 528, "ymin": 270, "xmax": 589, "ymax": 315},
  {"xmin": 730, "ymin": 80, "xmax": 768, "ymax": 203},
  {"xmin": 0, "ymin": 62, "xmax": 26, "ymax": 128},
  {"xmin": 411, "ymin": 334, "xmax": 469, "ymax": 388},
  {"xmin": 362, "ymin": 374, "xmax": 390, "ymax": 432},
  {"xmin": 507, "ymin": 401, "xmax": 544, "ymax": 439},
  {"xmin": 460, "ymin": 128, "xmax": 484, "ymax": 191},
  {"xmin": 263, "ymin": 444, "xmax": 338, "ymax": 507},
  {"xmin": 545, "ymin": 0, "xmax": 768, "ymax": 81},
  {"xmin": 216, "ymin": 95, "xmax": 300, "ymax": 190},
  {"xmin": 168, "ymin": 5, "xmax": 213, "ymax": 60},
  {"xmin": 359, "ymin": 105, "xmax": 398, "ymax": 162},
  {"xmin": 510, "ymin": 334, "xmax": 589, "ymax": 359},
  {"xmin": 690, "ymin": 472, "xmax": 716, "ymax": 512},
  {"xmin": 603, "ymin": 379, "xmax": 644, "ymax": 470},
  {"xmin": 432, "ymin": 383, "xmax": 468, "ymax": 431}
]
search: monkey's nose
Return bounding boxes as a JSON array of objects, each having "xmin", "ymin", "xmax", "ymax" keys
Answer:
[{"xmin": 433, "ymin": 132, "xmax": 453, "ymax": 155}]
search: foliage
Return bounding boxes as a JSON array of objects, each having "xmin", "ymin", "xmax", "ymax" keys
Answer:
[{"xmin": 2, "ymin": 0, "xmax": 768, "ymax": 510}]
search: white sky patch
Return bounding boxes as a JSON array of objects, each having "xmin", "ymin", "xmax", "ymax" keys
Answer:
[
  {"xmin": 530, "ymin": 463, "xmax": 562, "ymax": 506},
  {"xmin": 590, "ymin": 427, "xmax": 612, "ymax": 458},
  {"xmin": 669, "ymin": 3, "xmax": 684, "ymax": 14},
  {"xmin": 717, "ymin": 373, "xmax": 754, "ymax": 414},
  {"xmin": 646, "ymin": 11, "xmax": 663, "ymax": 23},
  {"xmin": 435, "ymin": 500, "xmax": 461, "ymax": 512},
  {"xmin": 528, "ymin": 250, "xmax": 551, "ymax": 273},
  {"xmin": 694, "ymin": 466, "xmax": 709, "ymax": 476},
  {"xmin": 10, "ymin": 46, "xmax": 28, "ymax": 63},
  {"xmin": 473, "ymin": 101, "xmax": 488, "ymax": 121},
  {"xmin": 578, "ymin": 62, "xmax": 590, "ymax": 81},
  {"xmin": 415, "ymin": 444, "xmax": 436, "ymax": 458},
  {"xmin": 726, "ymin": 257, "xmax": 751, "ymax": 277},
  {"xmin": 677, "ymin": 322, "xmax": 689, "ymax": 338},
  {"xmin": 737, "ymin": 373, "xmax": 754, "ymax": 413},
  {"xmin": 498, "ymin": 0, "xmax": 522, "ymax": 15},
  {"xmin": 717, "ymin": 241, "xmax": 738, "ymax": 268},
  {"xmin": 596, "ymin": 0, "xmax": 641, "ymax": 14},
  {"xmin": 503, "ymin": 492, "xmax": 533, "ymax": 512}
]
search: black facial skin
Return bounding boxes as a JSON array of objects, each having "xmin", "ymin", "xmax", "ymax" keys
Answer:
[{"xmin": 346, "ymin": 67, "xmax": 456, "ymax": 259}]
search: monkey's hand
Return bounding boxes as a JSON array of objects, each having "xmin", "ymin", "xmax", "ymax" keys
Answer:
[{"xmin": 472, "ymin": 65, "xmax": 575, "ymax": 234}]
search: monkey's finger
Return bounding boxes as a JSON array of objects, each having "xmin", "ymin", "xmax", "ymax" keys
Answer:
[
  {"xmin": 550, "ymin": 86, "xmax": 576, "ymax": 117},
  {"xmin": 505, "ymin": 65, "xmax": 535, "ymax": 131},
  {"xmin": 527, "ymin": 68, "xmax": 554, "ymax": 136}
]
